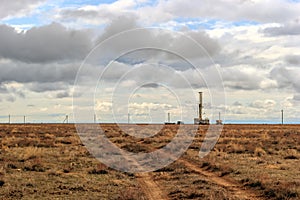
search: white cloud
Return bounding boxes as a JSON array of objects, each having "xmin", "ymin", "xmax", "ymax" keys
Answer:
[
  {"xmin": 250, "ymin": 99, "xmax": 276, "ymax": 109},
  {"xmin": 56, "ymin": 0, "xmax": 141, "ymax": 26},
  {"xmin": 259, "ymin": 79, "xmax": 278, "ymax": 89},
  {"xmin": 1, "ymin": 0, "xmax": 300, "ymax": 123},
  {"xmin": 54, "ymin": 0, "xmax": 300, "ymax": 27},
  {"xmin": 95, "ymin": 101, "xmax": 112, "ymax": 112},
  {"xmin": 147, "ymin": 0, "xmax": 300, "ymax": 24},
  {"xmin": 0, "ymin": 0, "xmax": 46, "ymax": 19}
]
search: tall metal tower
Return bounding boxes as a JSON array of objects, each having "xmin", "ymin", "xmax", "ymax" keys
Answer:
[
  {"xmin": 194, "ymin": 92, "xmax": 209, "ymax": 125},
  {"xmin": 199, "ymin": 92, "xmax": 203, "ymax": 121}
]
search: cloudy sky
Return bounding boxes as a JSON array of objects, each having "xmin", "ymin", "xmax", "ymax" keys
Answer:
[{"xmin": 0, "ymin": 0, "xmax": 300, "ymax": 123}]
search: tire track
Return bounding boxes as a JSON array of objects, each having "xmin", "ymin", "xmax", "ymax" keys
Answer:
[
  {"xmin": 136, "ymin": 173, "xmax": 169, "ymax": 200},
  {"xmin": 109, "ymin": 125, "xmax": 262, "ymax": 199},
  {"xmin": 113, "ymin": 134, "xmax": 169, "ymax": 200},
  {"xmin": 178, "ymin": 159, "xmax": 264, "ymax": 200}
]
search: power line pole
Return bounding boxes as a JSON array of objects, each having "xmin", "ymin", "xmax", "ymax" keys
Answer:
[
  {"xmin": 94, "ymin": 114, "xmax": 96, "ymax": 123},
  {"xmin": 281, "ymin": 110, "xmax": 284, "ymax": 125},
  {"xmin": 63, "ymin": 115, "xmax": 68, "ymax": 123},
  {"xmin": 24, "ymin": 116, "xmax": 26, "ymax": 124},
  {"xmin": 168, "ymin": 112, "xmax": 170, "ymax": 123},
  {"xmin": 8, "ymin": 114, "xmax": 10, "ymax": 124}
]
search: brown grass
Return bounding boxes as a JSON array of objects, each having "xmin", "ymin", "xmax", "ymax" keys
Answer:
[
  {"xmin": 0, "ymin": 124, "xmax": 299, "ymax": 199},
  {"xmin": 187, "ymin": 124, "xmax": 300, "ymax": 200}
]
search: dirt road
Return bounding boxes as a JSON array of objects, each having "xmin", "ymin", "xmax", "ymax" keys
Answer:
[
  {"xmin": 136, "ymin": 172, "xmax": 169, "ymax": 200},
  {"xmin": 178, "ymin": 159, "xmax": 264, "ymax": 200}
]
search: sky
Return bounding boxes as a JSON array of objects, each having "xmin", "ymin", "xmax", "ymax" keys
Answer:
[{"xmin": 0, "ymin": 0, "xmax": 300, "ymax": 124}]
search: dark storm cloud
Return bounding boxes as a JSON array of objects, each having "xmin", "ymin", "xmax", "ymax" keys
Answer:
[
  {"xmin": 186, "ymin": 31, "xmax": 220, "ymax": 56},
  {"xmin": 92, "ymin": 15, "xmax": 220, "ymax": 68},
  {"xmin": 96, "ymin": 15, "xmax": 139, "ymax": 42},
  {"xmin": 222, "ymin": 67, "xmax": 263, "ymax": 90},
  {"xmin": 1, "ymin": 16, "xmax": 216, "ymax": 95},
  {"xmin": 264, "ymin": 22, "xmax": 300, "ymax": 36},
  {"xmin": 0, "ymin": 0, "xmax": 46, "ymax": 19},
  {"xmin": 55, "ymin": 91, "xmax": 71, "ymax": 98},
  {"xmin": 270, "ymin": 66, "xmax": 300, "ymax": 92},
  {"xmin": 0, "ymin": 23, "xmax": 92, "ymax": 63},
  {"xmin": 28, "ymin": 82, "xmax": 69, "ymax": 93},
  {"xmin": 0, "ymin": 61, "xmax": 79, "ymax": 84},
  {"xmin": 142, "ymin": 83, "xmax": 160, "ymax": 88}
]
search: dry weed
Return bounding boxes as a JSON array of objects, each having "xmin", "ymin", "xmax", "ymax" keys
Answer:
[
  {"xmin": 254, "ymin": 147, "xmax": 267, "ymax": 157},
  {"xmin": 17, "ymin": 146, "xmax": 45, "ymax": 161}
]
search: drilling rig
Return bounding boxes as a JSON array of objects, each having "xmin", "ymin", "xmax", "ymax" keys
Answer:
[{"xmin": 194, "ymin": 92, "xmax": 210, "ymax": 125}]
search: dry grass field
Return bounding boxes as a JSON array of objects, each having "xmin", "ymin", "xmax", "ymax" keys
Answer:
[{"xmin": 0, "ymin": 124, "xmax": 299, "ymax": 199}]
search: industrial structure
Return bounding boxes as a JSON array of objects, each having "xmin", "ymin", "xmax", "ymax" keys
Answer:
[
  {"xmin": 194, "ymin": 92, "xmax": 210, "ymax": 125},
  {"xmin": 165, "ymin": 112, "xmax": 175, "ymax": 125},
  {"xmin": 216, "ymin": 112, "xmax": 223, "ymax": 125}
]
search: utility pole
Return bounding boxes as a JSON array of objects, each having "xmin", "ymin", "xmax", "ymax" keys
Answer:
[
  {"xmin": 63, "ymin": 115, "xmax": 68, "ymax": 123},
  {"xmin": 94, "ymin": 114, "xmax": 96, "ymax": 123},
  {"xmin": 168, "ymin": 112, "xmax": 170, "ymax": 123},
  {"xmin": 8, "ymin": 114, "xmax": 10, "ymax": 124},
  {"xmin": 128, "ymin": 113, "xmax": 130, "ymax": 124},
  {"xmin": 24, "ymin": 116, "xmax": 26, "ymax": 124},
  {"xmin": 281, "ymin": 110, "xmax": 284, "ymax": 125}
]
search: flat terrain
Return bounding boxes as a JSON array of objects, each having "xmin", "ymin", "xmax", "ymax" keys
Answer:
[{"xmin": 0, "ymin": 124, "xmax": 299, "ymax": 199}]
